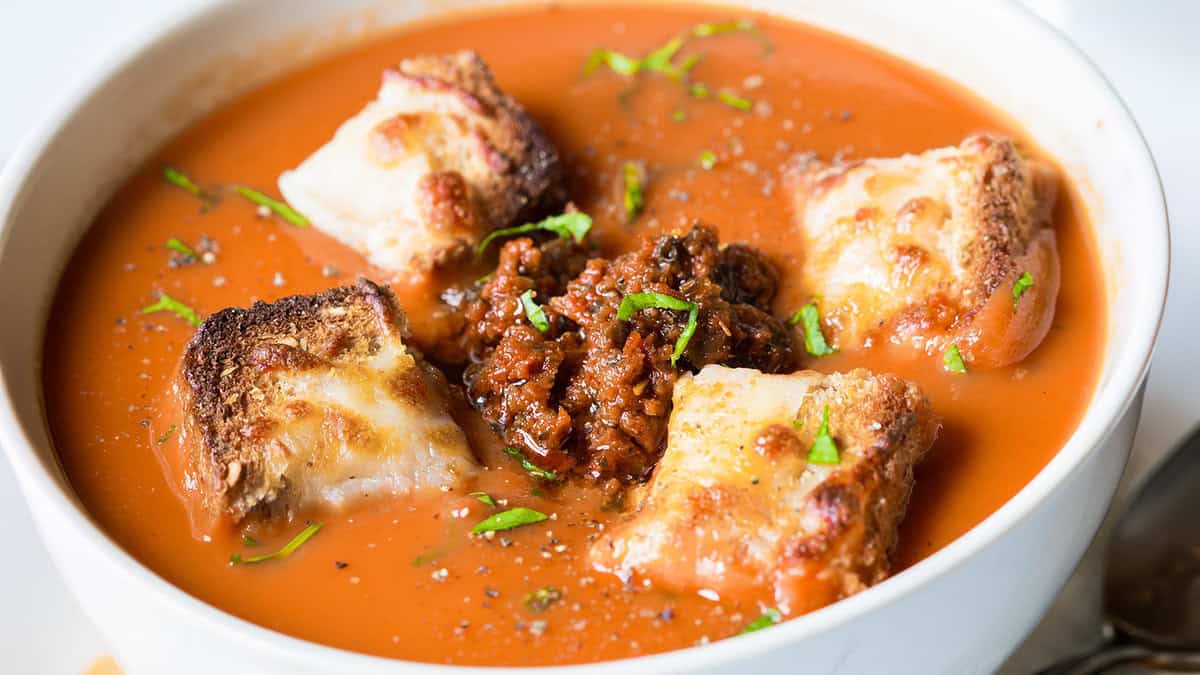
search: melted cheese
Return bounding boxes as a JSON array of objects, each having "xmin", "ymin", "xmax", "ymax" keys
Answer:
[
  {"xmin": 594, "ymin": 366, "xmax": 846, "ymax": 603},
  {"xmin": 278, "ymin": 74, "xmax": 478, "ymax": 272},
  {"xmin": 265, "ymin": 338, "xmax": 477, "ymax": 510}
]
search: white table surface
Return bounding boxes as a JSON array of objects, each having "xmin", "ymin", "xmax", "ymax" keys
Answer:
[{"xmin": 1, "ymin": 1, "xmax": 1196, "ymax": 673}]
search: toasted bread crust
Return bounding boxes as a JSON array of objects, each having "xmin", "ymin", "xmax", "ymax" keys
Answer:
[
  {"xmin": 589, "ymin": 365, "xmax": 939, "ymax": 613},
  {"xmin": 785, "ymin": 369, "xmax": 939, "ymax": 600},
  {"xmin": 394, "ymin": 51, "xmax": 567, "ymax": 233},
  {"xmin": 786, "ymin": 134, "xmax": 1059, "ymax": 366},
  {"xmin": 182, "ymin": 279, "xmax": 463, "ymax": 520}
]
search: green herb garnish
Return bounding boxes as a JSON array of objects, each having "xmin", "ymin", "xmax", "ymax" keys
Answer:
[
  {"xmin": 586, "ymin": 37, "xmax": 700, "ymax": 82},
  {"xmin": 689, "ymin": 82, "xmax": 711, "ymax": 99},
  {"xmin": 524, "ymin": 586, "xmax": 564, "ymax": 612},
  {"xmin": 470, "ymin": 492, "xmax": 497, "ymax": 507},
  {"xmin": 672, "ymin": 110, "xmax": 687, "ymax": 123},
  {"xmin": 788, "ymin": 303, "xmax": 834, "ymax": 356},
  {"xmin": 806, "ymin": 407, "xmax": 840, "ymax": 465},
  {"xmin": 504, "ymin": 447, "xmax": 558, "ymax": 481},
  {"xmin": 717, "ymin": 90, "xmax": 753, "ymax": 111},
  {"xmin": 235, "ymin": 187, "xmax": 309, "ymax": 227},
  {"xmin": 162, "ymin": 166, "xmax": 213, "ymax": 202},
  {"xmin": 155, "ymin": 424, "xmax": 176, "ymax": 445},
  {"xmin": 617, "ymin": 292, "xmax": 699, "ymax": 367},
  {"xmin": 229, "ymin": 522, "xmax": 321, "ymax": 565},
  {"xmin": 165, "ymin": 237, "xmax": 199, "ymax": 260},
  {"xmin": 476, "ymin": 212, "xmax": 593, "ymax": 254},
  {"xmin": 943, "ymin": 344, "xmax": 967, "ymax": 374},
  {"xmin": 699, "ymin": 150, "xmax": 717, "ymax": 170},
  {"xmin": 1012, "ymin": 271, "xmax": 1034, "ymax": 308},
  {"xmin": 584, "ymin": 49, "xmax": 642, "ymax": 76},
  {"xmin": 140, "ymin": 292, "xmax": 202, "ymax": 327},
  {"xmin": 623, "ymin": 162, "xmax": 645, "ymax": 222},
  {"xmin": 520, "ymin": 289, "xmax": 550, "ymax": 333},
  {"xmin": 471, "ymin": 507, "xmax": 548, "ymax": 534},
  {"xmin": 740, "ymin": 608, "xmax": 782, "ymax": 634},
  {"xmin": 691, "ymin": 19, "xmax": 756, "ymax": 37},
  {"xmin": 669, "ymin": 53, "xmax": 704, "ymax": 80},
  {"xmin": 412, "ymin": 545, "xmax": 449, "ymax": 567},
  {"xmin": 241, "ymin": 534, "xmax": 258, "ymax": 547},
  {"xmin": 642, "ymin": 37, "xmax": 684, "ymax": 72}
]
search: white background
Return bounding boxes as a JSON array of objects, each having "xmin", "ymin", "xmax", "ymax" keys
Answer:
[{"xmin": 0, "ymin": 1, "xmax": 1196, "ymax": 672}]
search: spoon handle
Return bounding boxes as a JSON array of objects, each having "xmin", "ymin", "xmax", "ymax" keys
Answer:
[
  {"xmin": 1035, "ymin": 644, "xmax": 1149, "ymax": 675},
  {"xmin": 1038, "ymin": 644, "xmax": 1200, "ymax": 674},
  {"xmin": 1144, "ymin": 650, "xmax": 1200, "ymax": 672}
]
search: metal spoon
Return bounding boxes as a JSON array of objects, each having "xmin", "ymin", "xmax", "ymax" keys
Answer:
[{"xmin": 1038, "ymin": 426, "xmax": 1200, "ymax": 674}]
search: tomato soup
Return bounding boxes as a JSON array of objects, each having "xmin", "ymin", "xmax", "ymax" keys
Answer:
[{"xmin": 43, "ymin": 4, "xmax": 1105, "ymax": 666}]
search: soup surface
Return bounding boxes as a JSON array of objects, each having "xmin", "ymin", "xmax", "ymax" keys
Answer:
[{"xmin": 44, "ymin": 3, "xmax": 1105, "ymax": 666}]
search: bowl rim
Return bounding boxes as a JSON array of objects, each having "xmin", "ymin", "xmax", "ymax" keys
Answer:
[{"xmin": 0, "ymin": 0, "xmax": 1169, "ymax": 672}]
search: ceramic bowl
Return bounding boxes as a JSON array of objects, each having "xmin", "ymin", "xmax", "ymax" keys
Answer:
[{"xmin": 0, "ymin": 1, "xmax": 1167, "ymax": 673}]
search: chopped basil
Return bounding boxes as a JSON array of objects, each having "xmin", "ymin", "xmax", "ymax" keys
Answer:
[
  {"xmin": 155, "ymin": 424, "xmax": 176, "ymax": 445},
  {"xmin": 691, "ymin": 19, "xmax": 756, "ymax": 37},
  {"xmin": 617, "ymin": 292, "xmax": 699, "ymax": 367},
  {"xmin": 504, "ymin": 447, "xmax": 558, "ymax": 481},
  {"xmin": 584, "ymin": 20, "xmax": 765, "ymax": 106},
  {"xmin": 1012, "ymin": 271, "xmax": 1034, "ymax": 307},
  {"xmin": 584, "ymin": 49, "xmax": 642, "ymax": 76},
  {"xmin": 162, "ymin": 166, "xmax": 213, "ymax": 203},
  {"xmin": 717, "ymin": 90, "xmax": 752, "ymax": 111},
  {"xmin": 470, "ymin": 492, "xmax": 497, "ymax": 507},
  {"xmin": 943, "ymin": 344, "xmax": 968, "ymax": 374},
  {"xmin": 234, "ymin": 187, "xmax": 309, "ymax": 227},
  {"xmin": 788, "ymin": 303, "xmax": 835, "ymax": 356},
  {"xmin": 141, "ymin": 292, "xmax": 202, "ymax": 327},
  {"xmin": 699, "ymin": 150, "xmax": 717, "ymax": 170},
  {"xmin": 671, "ymin": 53, "xmax": 704, "ymax": 79},
  {"xmin": 520, "ymin": 289, "xmax": 550, "ymax": 333},
  {"xmin": 672, "ymin": 110, "xmax": 687, "ymax": 122},
  {"xmin": 476, "ymin": 271, "xmax": 495, "ymax": 285},
  {"xmin": 806, "ymin": 406, "xmax": 840, "ymax": 465},
  {"xmin": 241, "ymin": 534, "xmax": 258, "ymax": 547},
  {"xmin": 476, "ymin": 212, "xmax": 593, "ymax": 254},
  {"xmin": 650, "ymin": 50, "xmax": 701, "ymax": 82},
  {"xmin": 623, "ymin": 162, "xmax": 645, "ymax": 222},
  {"xmin": 229, "ymin": 522, "xmax": 321, "ymax": 565},
  {"xmin": 587, "ymin": 37, "xmax": 699, "ymax": 82},
  {"xmin": 642, "ymin": 37, "xmax": 684, "ymax": 72},
  {"xmin": 471, "ymin": 507, "xmax": 548, "ymax": 534},
  {"xmin": 411, "ymin": 545, "xmax": 449, "ymax": 567},
  {"xmin": 740, "ymin": 608, "xmax": 782, "ymax": 634},
  {"xmin": 524, "ymin": 586, "xmax": 564, "ymax": 612},
  {"xmin": 165, "ymin": 237, "xmax": 199, "ymax": 260}
]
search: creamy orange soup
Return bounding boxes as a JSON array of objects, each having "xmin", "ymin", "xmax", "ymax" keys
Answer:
[{"xmin": 44, "ymin": 4, "xmax": 1104, "ymax": 666}]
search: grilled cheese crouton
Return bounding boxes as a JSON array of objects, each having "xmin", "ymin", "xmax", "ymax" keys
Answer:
[
  {"xmin": 181, "ymin": 279, "xmax": 477, "ymax": 521},
  {"xmin": 279, "ymin": 51, "xmax": 565, "ymax": 272},
  {"xmin": 785, "ymin": 135, "xmax": 1060, "ymax": 367},
  {"xmin": 590, "ymin": 365, "xmax": 938, "ymax": 614}
]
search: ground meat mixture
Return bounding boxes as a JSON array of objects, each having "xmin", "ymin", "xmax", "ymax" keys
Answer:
[{"xmin": 444, "ymin": 224, "xmax": 794, "ymax": 483}]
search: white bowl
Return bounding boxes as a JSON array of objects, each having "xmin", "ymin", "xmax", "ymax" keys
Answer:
[{"xmin": 0, "ymin": 1, "xmax": 1167, "ymax": 673}]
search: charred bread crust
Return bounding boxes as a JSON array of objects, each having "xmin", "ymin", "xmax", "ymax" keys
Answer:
[
  {"xmin": 181, "ymin": 278, "xmax": 417, "ymax": 519},
  {"xmin": 785, "ymin": 134, "xmax": 1059, "ymax": 365},
  {"xmin": 793, "ymin": 134, "xmax": 1054, "ymax": 315},
  {"xmin": 786, "ymin": 369, "xmax": 940, "ymax": 594},
  {"xmin": 393, "ymin": 51, "xmax": 567, "ymax": 230},
  {"xmin": 953, "ymin": 135, "xmax": 1052, "ymax": 305}
]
